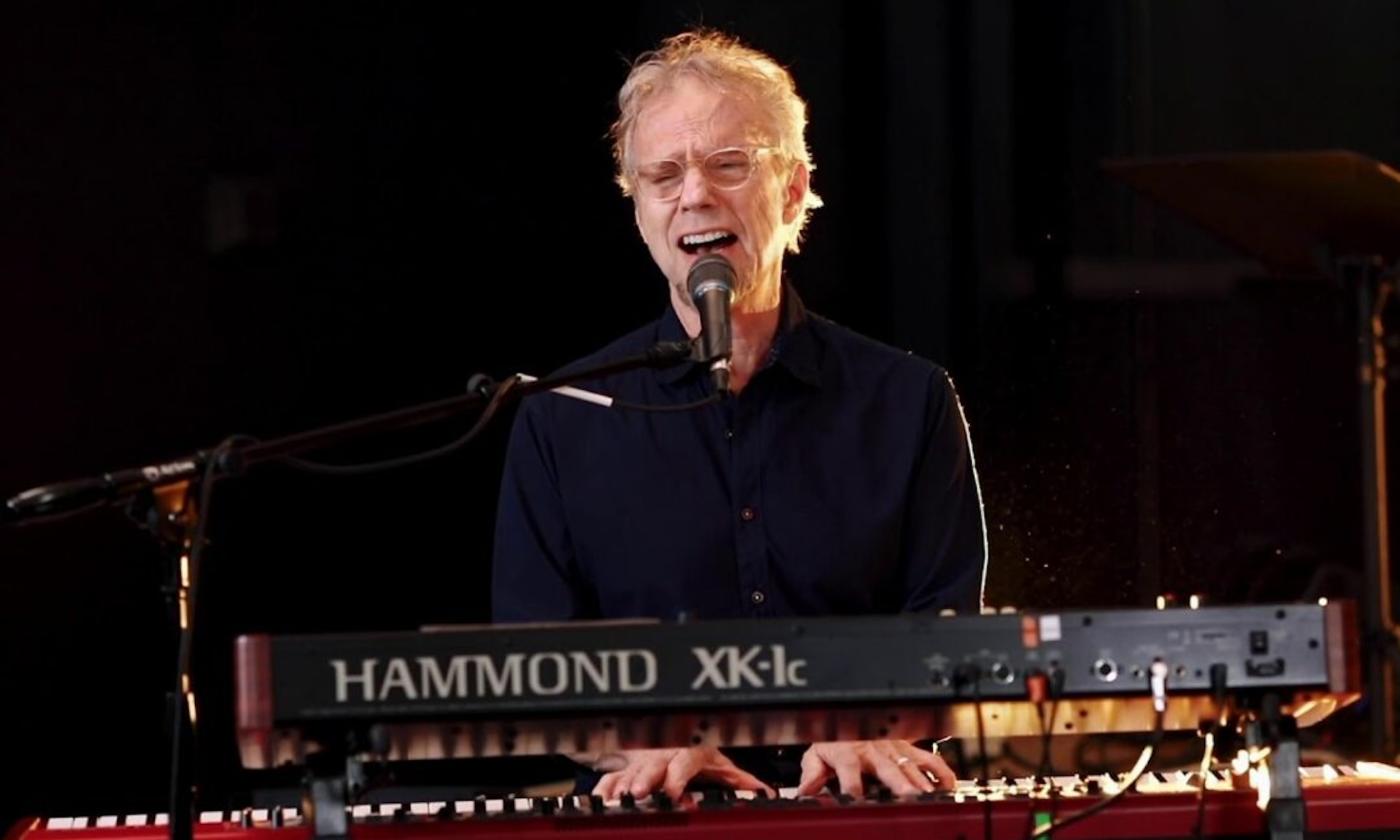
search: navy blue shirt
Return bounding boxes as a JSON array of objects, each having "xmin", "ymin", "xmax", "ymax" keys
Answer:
[{"xmin": 491, "ymin": 288, "xmax": 986, "ymax": 622}]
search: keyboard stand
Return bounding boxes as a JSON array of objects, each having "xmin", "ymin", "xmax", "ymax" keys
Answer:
[
  {"xmin": 304, "ymin": 750, "xmax": 366, "ymax": 840},
  {"xmin": 1243, "ymin": 693, "xmax": 1305, "ymax": 840}
]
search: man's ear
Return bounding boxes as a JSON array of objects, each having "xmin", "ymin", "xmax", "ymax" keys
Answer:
[{"xmin": 782, "ymin": 162, "xmax": 809, "ymax": 225}]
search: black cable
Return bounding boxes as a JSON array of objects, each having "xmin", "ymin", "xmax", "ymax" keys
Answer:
[
  {"xmin": 960, "ymin": 665, "xmax": 991, "ymax": 840},
  {"xmin": 1029, "ymin": 706, "xmax": 1165, "ymax": 839},
  {"xmin": 1193, "ymin": 663, "xmax": 1230, "ymax": 840},
  {"xmin": 1023, "ymin": 670, "xmax": 1061, "ymax": 840},
  {"xmin": 279, "ymin": 377, "xmax": 520, "ymax": 476},
  {"xmin": 1191, "ymin": 730, "xmax": 1217, "ymax": 840},
  {"xmin": 1037, "ymin": 670, "xmax": 1063, "ymax": 779}
]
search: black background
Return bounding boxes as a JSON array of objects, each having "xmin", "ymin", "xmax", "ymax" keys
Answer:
[{"xmin": 3, "ymin": 0, "xmax": 1399, "ymax": 820}]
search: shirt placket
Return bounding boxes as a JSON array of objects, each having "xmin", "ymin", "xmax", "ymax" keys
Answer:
[{"xmin": 728, "ymin": 392, "xmax": 770, "ymax": 616}]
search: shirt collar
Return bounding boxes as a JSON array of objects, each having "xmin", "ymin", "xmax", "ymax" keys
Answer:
[{"xmin": 654, "ymin": 282, "xmax": 823, "ymax": 388}]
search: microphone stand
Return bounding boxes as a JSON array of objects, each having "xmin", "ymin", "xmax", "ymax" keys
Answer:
[{"xmin": 4, "ymin": 339, "xmax": 693, "ymax": 840}]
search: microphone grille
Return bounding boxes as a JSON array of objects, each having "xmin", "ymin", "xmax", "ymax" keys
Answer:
[{"xmin": 686, "ymin": 254, "xmax": 736, "ymax": 299}]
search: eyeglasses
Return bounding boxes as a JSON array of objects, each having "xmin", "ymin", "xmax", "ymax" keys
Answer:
[{"xmin": 631, "ymin": 146, "xmax": 781, "ymax": 202}]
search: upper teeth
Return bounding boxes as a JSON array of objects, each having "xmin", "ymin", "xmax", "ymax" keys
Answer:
[{"xmin": 683, "ymin": 231, "xmax": 731, "ymax": 245}]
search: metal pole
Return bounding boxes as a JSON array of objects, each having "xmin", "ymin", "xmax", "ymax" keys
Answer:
[{"xmin": 1353, "ymin": 257, "xmax": 1396, "ymax": 758}]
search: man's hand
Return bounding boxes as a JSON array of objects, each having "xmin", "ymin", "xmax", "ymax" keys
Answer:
[
  {"xmin": 591, "ymin": 747, "xmax": 777, "ymax": 801},
  {"xmin": 794, "ymin": 740, "xmax": 956, "ymax": 797}
]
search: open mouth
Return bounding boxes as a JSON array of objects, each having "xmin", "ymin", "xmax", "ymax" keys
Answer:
[{"xmin": 678, "ymin": 230, "xmax": 739, "ymax": 255}]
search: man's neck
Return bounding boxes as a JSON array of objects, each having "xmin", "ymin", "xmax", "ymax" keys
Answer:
[
  {"xmin": 727, "ymin": 302, "xmax": 780, "ymax": 393},
  {"xmin": 671, "ymin": 278, "xmax": 782, "ymax": 394}
]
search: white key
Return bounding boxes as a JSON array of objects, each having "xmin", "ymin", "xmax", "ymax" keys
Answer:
[
  {"xmin": 351, "ymin": 805, "xmax": 372, "ymax": 819},
  {"xmin": 778, "ymin": 787, "xmax": 800, "ymax": 800},
  {"xmin": 44, "ymin": 819, "xmax": 74, "ymax": 830},
  {"xmin": 485, "ymin": 799, "xmax": 504, "ymax": 815},
  {"xmin": 95, "ymin": 817, "xmax": 118, "ymax": 828},
  {"xmin": 378, "ymin": 804, "xmax": 402, "ymax": 817},
  {"xmin": 409, "ymin": 803, "xmax": 431, "ymax": 816},
  {"xmin": 71, "ymin": 819, "xmax": 88, "ymax": 829},
  {"xmin": 1355, "ymin": 761, "xmax": 1400, "ymax": 781},
  {"xmin": 453, "ymin": 801, "xmax": 471, "ymax": 815},
  {"xmin": 427, "ymin": 802, "xmax": 446, "ymax": 815},
  {"xmin": 733, "ymin": 790, "xmax": 756, "ymax": 801},
  {"xmin": 199, "ymin": 812, "xmax": 224, "ymax": 824},
  {"xmin": 124, "ymin": 816, "xmax": 149, "ymax": 827},
  {"xmin": 250, "ymin": 810, "xmax": 268, "ymax": 824},
  {"xmin": 154, "ymin": 814, "xmax": 170, "ymax": 827}
]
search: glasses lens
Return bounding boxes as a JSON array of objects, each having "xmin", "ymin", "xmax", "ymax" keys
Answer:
[
  {"xmin": 636, "ymin": 161, "xmax": 685, "ymax": 200},
  {"xmin": 704, "ymin": 149, "xmax": 754, "ymax": 188}
]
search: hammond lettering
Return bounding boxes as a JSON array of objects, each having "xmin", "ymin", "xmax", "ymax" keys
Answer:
[{"xmin": 330, "ymin": 649, "xmax": 657, "ymax": 703}]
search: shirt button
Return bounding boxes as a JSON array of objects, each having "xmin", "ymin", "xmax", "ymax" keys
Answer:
[
  {"xmin": 750, "ymin": 590, "xmax": 766, "ymax": 605},
  {"xmin": 739, "ymin": 506, "xmax": 757, "ymax": 522},
  {"xmin": 724, "ymin": 428, "xmax": 735, "ymax": 440}
]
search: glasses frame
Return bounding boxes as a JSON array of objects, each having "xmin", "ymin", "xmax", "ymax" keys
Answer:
[{"xmin": 631, "ymin": 145, "xmax": 782, "ymax": 202}]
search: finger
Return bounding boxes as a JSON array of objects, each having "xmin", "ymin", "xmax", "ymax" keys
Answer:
[
  {"xmin": 827, "ymin": 748, "xmax": 865, "ymax": 798},
  {"xmin": 868, "ymin": 749, "xmax": 922, "ymax": 797},
  {"xmin": 710, "ymin": 763, "xmax": 777, "ymax": 798},
  {"xmin": 661, "ymin": 750, "xmax": 702, "ymax": 801},
  {"xmin": 895, "ymin": 754, "xmax": 936, "ymax": 793},
  {"xmin": 890, "ymin": 745, "xmax": 937, "ymax": 793},
  {"xmin": 915, "ymin": 751, "xmax": 958, "ymax": 790},
  {"xmin": 592, "ymin": 770, "xmax": 625, "ymax": 800},
  {"xmin": 629, "ymin": 755, "xmax": 670, "ymax": 798},
  {"xmin": 794, "ymin": 748, "xmax": 833, "ymax": 797},
  {"xmin": 895, "ymin": 742, "xmax": 957, "ymax": 790}
]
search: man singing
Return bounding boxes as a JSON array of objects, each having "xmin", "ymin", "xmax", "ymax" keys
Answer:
[{"xmin": 493, "ymin": 29, "xmax": 987, "ymax": 800}]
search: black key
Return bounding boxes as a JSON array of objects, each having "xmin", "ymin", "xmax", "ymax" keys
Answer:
[
  {"xmin": 503, "ymin": 795, "xmax": 517, "ymax": 815},
  {"xmin": 620, "ymin": 793, "xmax": 637, "ymax": 811},
  {"xmin": 699, "ymin": 791, "xmax": 728, "ymax": 810},
  {"xmin": 473, "ymin": 796, "xmax": 487, "ymax": 817},
  {"xmin": 535, "ymin": 797, "xmax": 556, "ymax": 816},
  {"xmin": 588, "ymin": 795, "xmax": 605, "ymax": 814},
  {"xmin": 651, "ymin": 792, "xmax": 673, "ymax": 812}
]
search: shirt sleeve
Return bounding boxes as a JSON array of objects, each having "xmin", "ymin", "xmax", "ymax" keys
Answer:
[
  {"xmin": 899, "ymin": 367, "xmax": 988, "ymax": 614},
  {"xmin": 491, "ymin": 399, "xmax": 595, "ymax": 622}
]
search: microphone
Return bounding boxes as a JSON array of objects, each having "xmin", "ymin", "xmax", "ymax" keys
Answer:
[
  {"xmin": 6, "ymin": 456, "xmax": 205, "ymax": 523},
  {"xmin": 686, "ymin": 254, "xmax": 735, "ymax": 395}
]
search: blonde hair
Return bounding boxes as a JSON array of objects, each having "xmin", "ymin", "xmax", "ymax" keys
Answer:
[{"xmin": 611, "ymin": 29, "xmax": 823, "ymax": 253}]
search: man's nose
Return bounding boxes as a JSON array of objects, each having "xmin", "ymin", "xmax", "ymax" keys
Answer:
[{"xmin": 678, "ymin": 162, "xmax": 714, "ymax": 209}]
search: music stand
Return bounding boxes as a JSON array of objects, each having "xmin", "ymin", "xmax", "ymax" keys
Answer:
[{"xmin": 1103, "ymin": 150, "xmax": 1400, "ymax": 760}]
